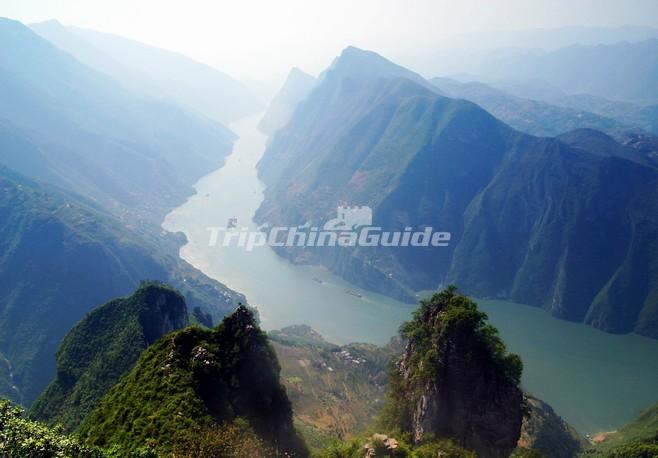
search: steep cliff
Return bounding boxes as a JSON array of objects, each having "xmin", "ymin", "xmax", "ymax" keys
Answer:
[
  {"xmin": 0, "ymin": 167, "xmax": 243, "ymax": 405},
  {"xmin": 255, "ymin": 46, "xmax": 658, "ymax": 338},
  {"xmin": 383, "ymin": 287, "xmax": 524, "ymax": 458},
  {"xmin": 258, "ymin": 67, "xmax": 317, "ymax": 136},
  {"xmin": 588, "ymin": 401, "xmax": 658, "ymax": 456},
  {"xmin": 79, "ymin": 306, "xmax": 308, "ymax": 457},
  {"xmin": 30, "ymin": 282, "xmax": 189, "ymax": 430},
  {"xmin": 518, "ymin": 396, "xmax": 586, "ymax": 458}
]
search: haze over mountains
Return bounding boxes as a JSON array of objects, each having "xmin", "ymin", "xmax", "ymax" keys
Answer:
[
  {"xmin": 0, "ymin": 17, "xmax": 249, "ymax": 405},
  {"xmin": 258, "ymin": 67, "xmax": 316, "ymax": 136},
  {"xmin": 0, "ymin": 17, "xmax": 240, "ymax": 224},
  {"xmin": 429, "ymin": 77, "xmax": 628, "ymax": 137},
  {"xmin": 30, "ymin": 19, "xmax": 263, "ymax": 124},
  {"xmin": 1, "ymin": 7, "xmax": 658, "ymax": 456},
  {"xmin": 257, "ymin": 46, "xmax": 658, "ymax": 338},
  {"xmin": 0, "ymin": 164, "xmax": 242, "ymax": 405},
  {"xmin": 475, "ymin": 39, "xmax": 658, "ymax": 106}
]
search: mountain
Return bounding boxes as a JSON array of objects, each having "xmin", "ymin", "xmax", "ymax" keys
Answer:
[
  {"xmin": 271, "ymin": 323, "xmax": 585, "ymax": 456},
  {"xmin": 78, "ymin": 306, "xmax": 308, "ymax": 457},
  {"xmin": 258, "ymin": 68, "xmax": 316, "ymax": 136},
  {"xmin": 415, "ymin": 26, "xmax": 658, "ymax": 78},
  {"xmin": 30, "ymin": 282, "xmax": 189, "ymax": 431},
  {"xmin": 0, "ymin": 17, "xmax": 234, "ymax": 224},
  {"xmin": 20, "ymin": 286, "xmax": 581, "ymax": 457},
  {"xmin": 323, "ymin": 46, "xmax": 432, "ymax": 88},
  {"xmin": 479, "ymin": 39, "xmax": 658, "ymax": 105},
  {"xmin": 457, "ymin": 26, "xmax": 658, "ymax": 51},
  {"xmin": 588, "ymin": 402, "xmax": 658, "ymax": 456},
  {"xmin": 256, "ymin": 46, "xmax": 658, "ymax": 338},
  {"xmin": 518, "ymin": 396, "xmax": 586, "ymax": 458},
  {"xmin": 480, "ymin": 77, "xmax": 658, "ymax": 135},
  {"xmin": 429, "ymin": 77, "xmax": 626, "ymax": 137},
  {"xmin": 381, "ymin": 287, "xmax": 524, "ymax": 458},
  {"xmin": 31, "ymin": 19, "xmax": 262, "ymax": 124},
  {"xmin": 0, "ymin": 399, "xmax": 95, "ymax": 456},
  {"xmin": 269, "ymin": 325, "xmax": 391, "ymax": 449},
  {"xmin": 0, "ymin": 168, "xmax": 243, "ymax": 405}
]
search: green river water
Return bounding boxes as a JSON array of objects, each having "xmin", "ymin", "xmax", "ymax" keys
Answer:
[{"xmin": 163, "ymin": 114, "xmax": 658, "ymax": 435}]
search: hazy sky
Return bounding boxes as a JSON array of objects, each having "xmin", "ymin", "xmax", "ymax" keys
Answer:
[{"xmin": 2, "ymin": 0, "xmax": 658, "ymax": 84}]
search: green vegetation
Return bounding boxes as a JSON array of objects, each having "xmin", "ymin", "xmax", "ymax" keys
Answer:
[
  {"xmin": 79, "ymin": 306, "xmax": 307, "ymax": 457},
  {"xmin": 30, "ymin": 282, "xmax": 188, "ymax": 431},
  {"xmin": 170, "ymin": 419, "xmax": 271, "ymax": 458},
  {"xmin": 594, "ymin": 436, "xmax": 658, "ymax": 458},
  {"xmin": 430, "ymin": 77, "xmax": 627, "ymax": 138},
  {"xmin": 381, "ymin": 286, "xmax": 522, "ymax": 433},
  {"xmin": 0, "ymin": 399, "xmax": 96, "ymax": 457},
  {"xmin": 256, "ymin": 46, "xmax": 658, "ymax": 339},
  {"xmin": 314, "ymin": 433, "xmax": 474, "ymax": 458},
  {"xmin": 0, "ymin": 16, "xmax": 247, "ymax": 405},
  {"xmin": 304, "ymin": 288, "xmax": 527, "ymax": 457},
  {"xmin": 585, "ymin": 402, "xmax": 658, "ymax": 457},
  {"xmin": 0, "ymin": 167, "xmax": 243, "ymax": 405},
  {"xmin": 269, "ymin": 325, "xmax": 392, "ymax": 449}
]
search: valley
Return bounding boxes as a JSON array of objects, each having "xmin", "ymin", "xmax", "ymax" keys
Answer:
[
  {"xmin": 1, "ymin": 6, "xmax": 657, "ymax": 456},
  {"xmin": 164, "ymin": 113, "xmax": 658, "ymax": 436}
]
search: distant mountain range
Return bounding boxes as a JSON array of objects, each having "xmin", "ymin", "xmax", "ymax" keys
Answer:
[
  {"xmin": 475, "ymin": 78, "xmax": 658, "ymax": 136},
  {"xmin": 256, "ymin": 46, "xmax": 658, "ymax": 338},
  {"xmin": 30, "ymin": 282, "xmax": 189, "ymax": 431},
  {"xmin": 0, "ymin": 168, "xmax": 243, "ymax": 405},
  {"xmin": 476, "ymin": 39, "xmax": 658, "ymax": 106},
  {"xmin": 258, "ymin": 67, "xmax": 316, "ymax": 136},
  {"xmin": 458, "ymin": 25, "xmax": 658, "ymax": 51},
  {"xmin": 31, "ymin": 19, "xmax": 263, "ymax": 124},
  {"xmin": 0, "ymin": 17, "xmax": 246, "ymax": 405},
  {"xmin": 429, "ymin": 77, "xmax": 628, "ymax": 137},
  {"xmin": 25, "ymin": 284, "xmax": 588, "ymax": 457},
  {"xmin": 0, "ymin": 17, "xmax": 241, "ymax": 224},
  {"xmin": 78, "ymin": 304, "xmax": 307, "ymax": 457}
]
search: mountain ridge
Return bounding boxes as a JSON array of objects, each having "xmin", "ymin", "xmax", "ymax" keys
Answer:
[
  {"xmin": 79, "ymin": 306, "xmax": 308, "ymax": 457},
  {"xmin": 0, "ymin": 167, "xmax": 243, "ymax": 405},
  {"xmin": 256, "ymin": 47, "xmax": 658, "ymax": 338},
  {"xmin": 29, "ymin": 282, "xmax": 189, "ymax": 431},
  {"xmin": 31, "ymin": 19, "xmax": 263, "ymax": 124}
]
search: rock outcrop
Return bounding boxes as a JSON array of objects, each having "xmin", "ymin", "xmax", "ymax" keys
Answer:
[
  {"xmin": 519, "ymin": 396, "xmax": 586, "ymax": 458},
  {"xmin": 386, "ymin": 287, "xmax": 524, "ymax": 458},
  {"xmin": 79, "ymin": 306, "xmax": 308, "ymax": 457},
  {"xmin": 30, "ymin": 282, "xmax": 189, "ymax": 430}
]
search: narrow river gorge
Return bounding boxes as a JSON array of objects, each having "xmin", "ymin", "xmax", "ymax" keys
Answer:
[{"xmin": 164, "ymin": 113, "xmax": 658, "ymax": 435}]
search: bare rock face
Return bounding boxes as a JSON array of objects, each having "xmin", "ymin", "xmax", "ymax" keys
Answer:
[
  {"xmin": 519, "ymin": 396, "xmax": 586, "ymax": 458},
  {"xmin": 391, "ymin": 287, "xmax": 524, "ymax": 458},
  {"xmin": 29, "ymin": 282, "xmax": 189, "ymax": 431},
  {"xmin": 138, "ymin": 283, "xmax": 189, "ymax": 344}
]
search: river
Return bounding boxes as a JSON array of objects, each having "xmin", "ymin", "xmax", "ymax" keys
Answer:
[{"xmin": 163, "ymin": 113, "xmax": 658, "ymax": 435}]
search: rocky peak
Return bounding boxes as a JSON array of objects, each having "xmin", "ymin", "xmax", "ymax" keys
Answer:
[
  {"xmin": 519, "ymin": 396, "xmax": 586, "ymax": 458},
  {"xmin": 135, "ymin": 281, "xmax": 189, "ymax": 344},
  {"xmin": 387, "ymin": 287, "xmax": 524, "ymax": 458},
  {"xmin": 29, "ymin": 282, "xmax": 189, "ymax": 431}
]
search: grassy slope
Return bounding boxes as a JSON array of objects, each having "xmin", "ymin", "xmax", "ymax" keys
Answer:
[
  {"xmin": 0, "ymin": 168, "xmax": 243, "ymax": 405},
  {"xmin": 587, "ymin": 402, "xmax": 658, "ymax": 456},
  {"xmin": 29, "ymin": 282, "xmax": 188, "ymax": 431},
  {"xmin": 79, "ymin": 307, "xmax": 307, "ymax": 457},
  {"xmin": 270, "ymin": 325, "xmax": 391, "ymax": 449},
  {"xmin": 256, "ymin": 47, "xmax": 658, "ymax": 338}
]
